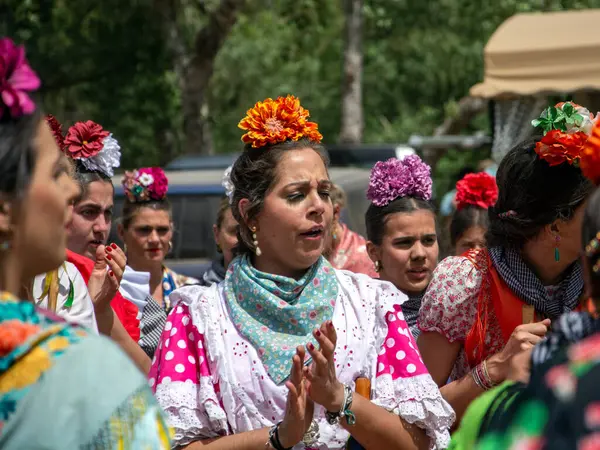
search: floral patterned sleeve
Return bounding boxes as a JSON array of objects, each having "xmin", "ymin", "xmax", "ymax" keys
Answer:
[{"xmin": 417, "ymin": 256, "xmax": 482, "ymax": 343}]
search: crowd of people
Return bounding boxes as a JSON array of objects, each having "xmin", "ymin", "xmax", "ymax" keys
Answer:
[{"xmin": 3, "ymin": 37, "xmax": 600, "ymax": 449}]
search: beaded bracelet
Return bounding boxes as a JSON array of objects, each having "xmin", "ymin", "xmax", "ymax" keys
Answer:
[
  {"xmin": 471, "ymin": 360, "xmax": 495, "ymax": 391},
  {"xmin": 325, "ymin": 384, "xmax": 356, "ymax": 426}
]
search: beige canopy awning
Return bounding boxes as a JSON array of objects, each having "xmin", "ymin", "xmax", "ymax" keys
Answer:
[{"xmin": 470, "ymin": 9, "xmax": 600, "ymax": 98}]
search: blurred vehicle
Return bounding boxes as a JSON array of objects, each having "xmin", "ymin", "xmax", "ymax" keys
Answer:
[{"xmin": 110, "ymin": 167, "xmax": 371, "ymax": 280}]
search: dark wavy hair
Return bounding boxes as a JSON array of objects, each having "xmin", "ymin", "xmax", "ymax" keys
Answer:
[
  {"xmin": 365, "ymin": 197, "xmax": 437, "ymax": 245},
  {"xmin": 229, "ymin": 137, "xmax": 328, "ymax": 256},
  {"xmin": 582, "ymin": 186, "xmax": 600, "ymax": 306},
  {"xmin": 0, "ymin": 106, "xmax": 42, "ymax": 198},
  {"xmin": 450, "ymin": 205, "xmax": 489, "ymax": 248},
  {"xmin": 487, "ymin": 137, "xmax": 593, "ymax": 249}
]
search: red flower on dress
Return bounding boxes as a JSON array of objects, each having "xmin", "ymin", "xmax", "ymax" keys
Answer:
[
  {"xmin": 534, "ymin": 130, "xmax": 588, "ymax": 166},
  {"xmin": 455, "ymin": 172, "xmax": 498, "ymax": 210},
  {"xmin": 45, "ymin": 114, "xmax": 64, "ymax": 150},
  {"xmin": 580, "ymin": 122, "xmax": 600, "ymax": 185},
  {"xmin": 63, "ymin": 120, "xmax": 109, "ymax": 159},
  {"xmin": 0, "ymin": 320, "xmax": 41, "ymax": 356}
]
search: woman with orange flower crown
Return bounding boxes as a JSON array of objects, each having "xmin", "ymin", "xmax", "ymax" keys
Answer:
[
  {"xmin": 118, "ymin": 167, "xmax": 198, "ymax": 358},
  {"xmin": 417, "ymin": 101, "xmax": 597, "ymax": 423},
  {"xmin": 0, "ymin": 37, "xmax": 171, "ymax": 448},
  {"xmin": 149, "ymin": 95, "xmax": 454, "ymax": 449},
  {"xmin": 449, "ymin": 172, "xmax": 498, "ymax": 256}
]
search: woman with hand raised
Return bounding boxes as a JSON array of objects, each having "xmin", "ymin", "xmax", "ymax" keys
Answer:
[
  {"xmin": 150, "ymin": 95, "xmax": 454, "ymax": 449},
  {"xmin": 418, "ymin": 102, "xmax": 596, "ymax": 422}
]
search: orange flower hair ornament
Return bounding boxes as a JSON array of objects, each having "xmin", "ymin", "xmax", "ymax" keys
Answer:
[
  {"xmin": 580, "ymin": 121, "xmax": 600, "ymax": 185},
  {"xmin": 238, "ymin": 95, "xmax": 323, "ymax": 149},
  {"xmin": 532, "ymin": 101, "xmax": 599, "ymax": 167}
]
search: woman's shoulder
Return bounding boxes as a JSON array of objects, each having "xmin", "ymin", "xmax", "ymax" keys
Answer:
[{"xmin": 165, "ymin": 267, "xmax": 200, "ymax": 288}]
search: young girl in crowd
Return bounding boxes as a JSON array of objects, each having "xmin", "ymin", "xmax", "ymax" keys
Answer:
[
  {"xmin": 449, "ymin": 172, "xmax": 498, "ymax": 256},
  {"xmin": 43, "ymin": 115, "xmax": 147, "ymax": 372},
  {"xmin": 451, "ymin": 124, "xmax": 600, "ymax": 448},
  {"xmin": 325, "ymin": 184, "xmax": 377, "ymax": 277},
  {"xmin": 418, "ymin": 101, "xmax": 596, "ymax": 421},
  {"xmin": 150, "ymin": 95, "xmax": 454, "ymax": 449},
  {"xmin": 365, "ymin": 155, "xmax": 439, "ymax": 338},
  {"xmin": 119, "ymin": 167, "xmax": 198, "ymax": 357},
  {"xmin": 200, "ymin": 196, "xmax": 238, "ymax": 286},
  {"xmin": 0, "ymin": 37, "xmax": 170, "ymax": 448}
]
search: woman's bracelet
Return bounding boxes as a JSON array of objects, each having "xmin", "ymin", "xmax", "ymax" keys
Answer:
[
  {"xmin": 265, "ymin": 422, "xmax": 292, "ymax": 450},
  {"xmin": 471, "ymin": 359, "xmax": 496, "ymax": 391},
  {"xmin": 325, "ymin": 384, "xmax": 356, "ymax": 426}
]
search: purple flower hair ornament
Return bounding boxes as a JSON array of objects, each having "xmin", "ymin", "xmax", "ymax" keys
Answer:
[
  {"xmin": 367, "ymin": 155, "xmax": 432, "ymax": 207},
  {"xmin": 0, "ymin": 38, "xmax": 41, "ymax": 118}
]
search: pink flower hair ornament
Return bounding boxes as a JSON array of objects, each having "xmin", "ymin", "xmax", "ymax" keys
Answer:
[
  {"xmin": 122, "ymin": 167, "xmax": 169, "ymax": 202},
  {"xmin": 0, "ymin": 38, "xmax": 41, "ymax": 118},
  {"xmin": 367, "ymin": 155, "xmax": 432, "ymax": 207}
]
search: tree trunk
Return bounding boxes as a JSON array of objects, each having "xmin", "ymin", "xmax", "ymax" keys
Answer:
[
  {"xmin": 338, "ymin": 0, "xmax": 363, "ymax": 144},
  {"xmin": 155, "ymin": 0, "xmax": 247, "ymax": 155},
  {"xmin": 433, "ymin": 96, "xmax": 488, "ymax": 137},
  {"xmin": 181, "ymin": 0, "xmax": 247, "ymax": 155}
]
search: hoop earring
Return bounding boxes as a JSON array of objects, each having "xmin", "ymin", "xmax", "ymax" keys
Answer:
[
  {"xmin": 251, "ymin": 226, "xmax": 262, "ymax": 256},
  {"xmin": 374, "ymin": 260, "xmax": 381, "ymax": 273}
]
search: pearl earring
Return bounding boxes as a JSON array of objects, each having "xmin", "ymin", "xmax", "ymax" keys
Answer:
[{"xmin": 251, "ymin": 226, "xmax": 262, "ymax": 256}]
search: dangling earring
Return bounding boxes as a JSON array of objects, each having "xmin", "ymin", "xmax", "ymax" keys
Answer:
[
  {"xmin": 0, "ymin": 240, "xmax": 10, "ymax": 251},
  {"xmin": 555, "ymin": 234, "xmax": 561, "ymax": 262},
  {"xmin": 123, "ymin": 243, "xmax": 128, "ymax": 254},
  {"xmin": 168, "ymin": 241, "xmax": 173, "ymax": 254},
  {"xmin": 251, "ymin": 226, "xmax": 262, "ymax": 256},
  {"xmin": 216, "ymin": 244, "xmax": 223, "ymax": 253},
  {"xmin": 374, "ymin": 260, "xmax": 381, "ymax": 273}
]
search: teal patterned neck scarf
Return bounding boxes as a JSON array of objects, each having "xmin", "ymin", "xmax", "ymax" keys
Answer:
[{"xmin": 224, "ymin": 254, "xmax": 338, "ymax": 384}]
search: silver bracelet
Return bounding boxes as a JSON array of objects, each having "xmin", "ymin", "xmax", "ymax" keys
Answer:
[{"xmin": 325, "ymin": 384, "xmax": 356, "ymax": 426}]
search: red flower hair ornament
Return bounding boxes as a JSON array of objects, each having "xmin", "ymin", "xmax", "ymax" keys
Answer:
[
  {"xmin": 122, "ymin": 167, "xmax": 169, "ymax": 203},
  {"xmin": 532, "ymin": 102, "xmax": 599, "ymax": 167},
  {"xmin": 45, "ymin": 116, "xmax": 121, "ymax": 177},
  {"xmin": 455, "ymin": 172, "xmax": 498, "ymax": 210}
]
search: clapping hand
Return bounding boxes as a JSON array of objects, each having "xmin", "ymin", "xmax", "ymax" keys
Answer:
[
  {"xmin": 278, "ymin": 346, "xmax": 314, "ymax": 448},
  {"xmin": 303, "ymin": 320, "xmax": 345, "ymax": 413}
]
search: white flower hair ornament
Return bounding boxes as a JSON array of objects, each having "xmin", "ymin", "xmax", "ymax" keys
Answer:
[
  {"xmin": 48, "ymin": 118, "xmax": 122, "ymax": 177},
  {"xmin": 222, "ymin": 165, "xmax": 235, "ymax": 204}
]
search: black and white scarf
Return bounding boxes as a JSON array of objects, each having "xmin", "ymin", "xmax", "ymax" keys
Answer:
[
  {"xmin": 403, "ymin": 292, "xmax": 423, "ymax": 339},
  {"xmin": 488, "ymin": 246, "xmax": 584, "ymax": 319}
]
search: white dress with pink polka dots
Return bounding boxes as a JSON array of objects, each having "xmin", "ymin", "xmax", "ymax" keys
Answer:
[{"xmin": 149, "ymin": 270, "xmax": 454, "ymax": 449}]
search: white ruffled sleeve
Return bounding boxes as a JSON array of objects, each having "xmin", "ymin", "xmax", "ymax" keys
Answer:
[
  {"xmin": 371, "ymin": 283, "xmax": 455, "ymax": 449},
  {"xmin": 149, "ymin": 286, "xmax": 229, "ymax": 447}
]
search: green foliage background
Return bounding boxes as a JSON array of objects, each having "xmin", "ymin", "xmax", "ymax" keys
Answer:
[{"xmin": 3, "ymin": 0, "xmax": 599, "ymax": 196}]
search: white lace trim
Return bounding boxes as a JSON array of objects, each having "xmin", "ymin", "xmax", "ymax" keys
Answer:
[
  {"xmin": 372, "ymin": 373, "xmax": 455, "ymax": 449},
  {"xmin": 154, "ymin": 378, "xmax": 229, "ymax": 447}
]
